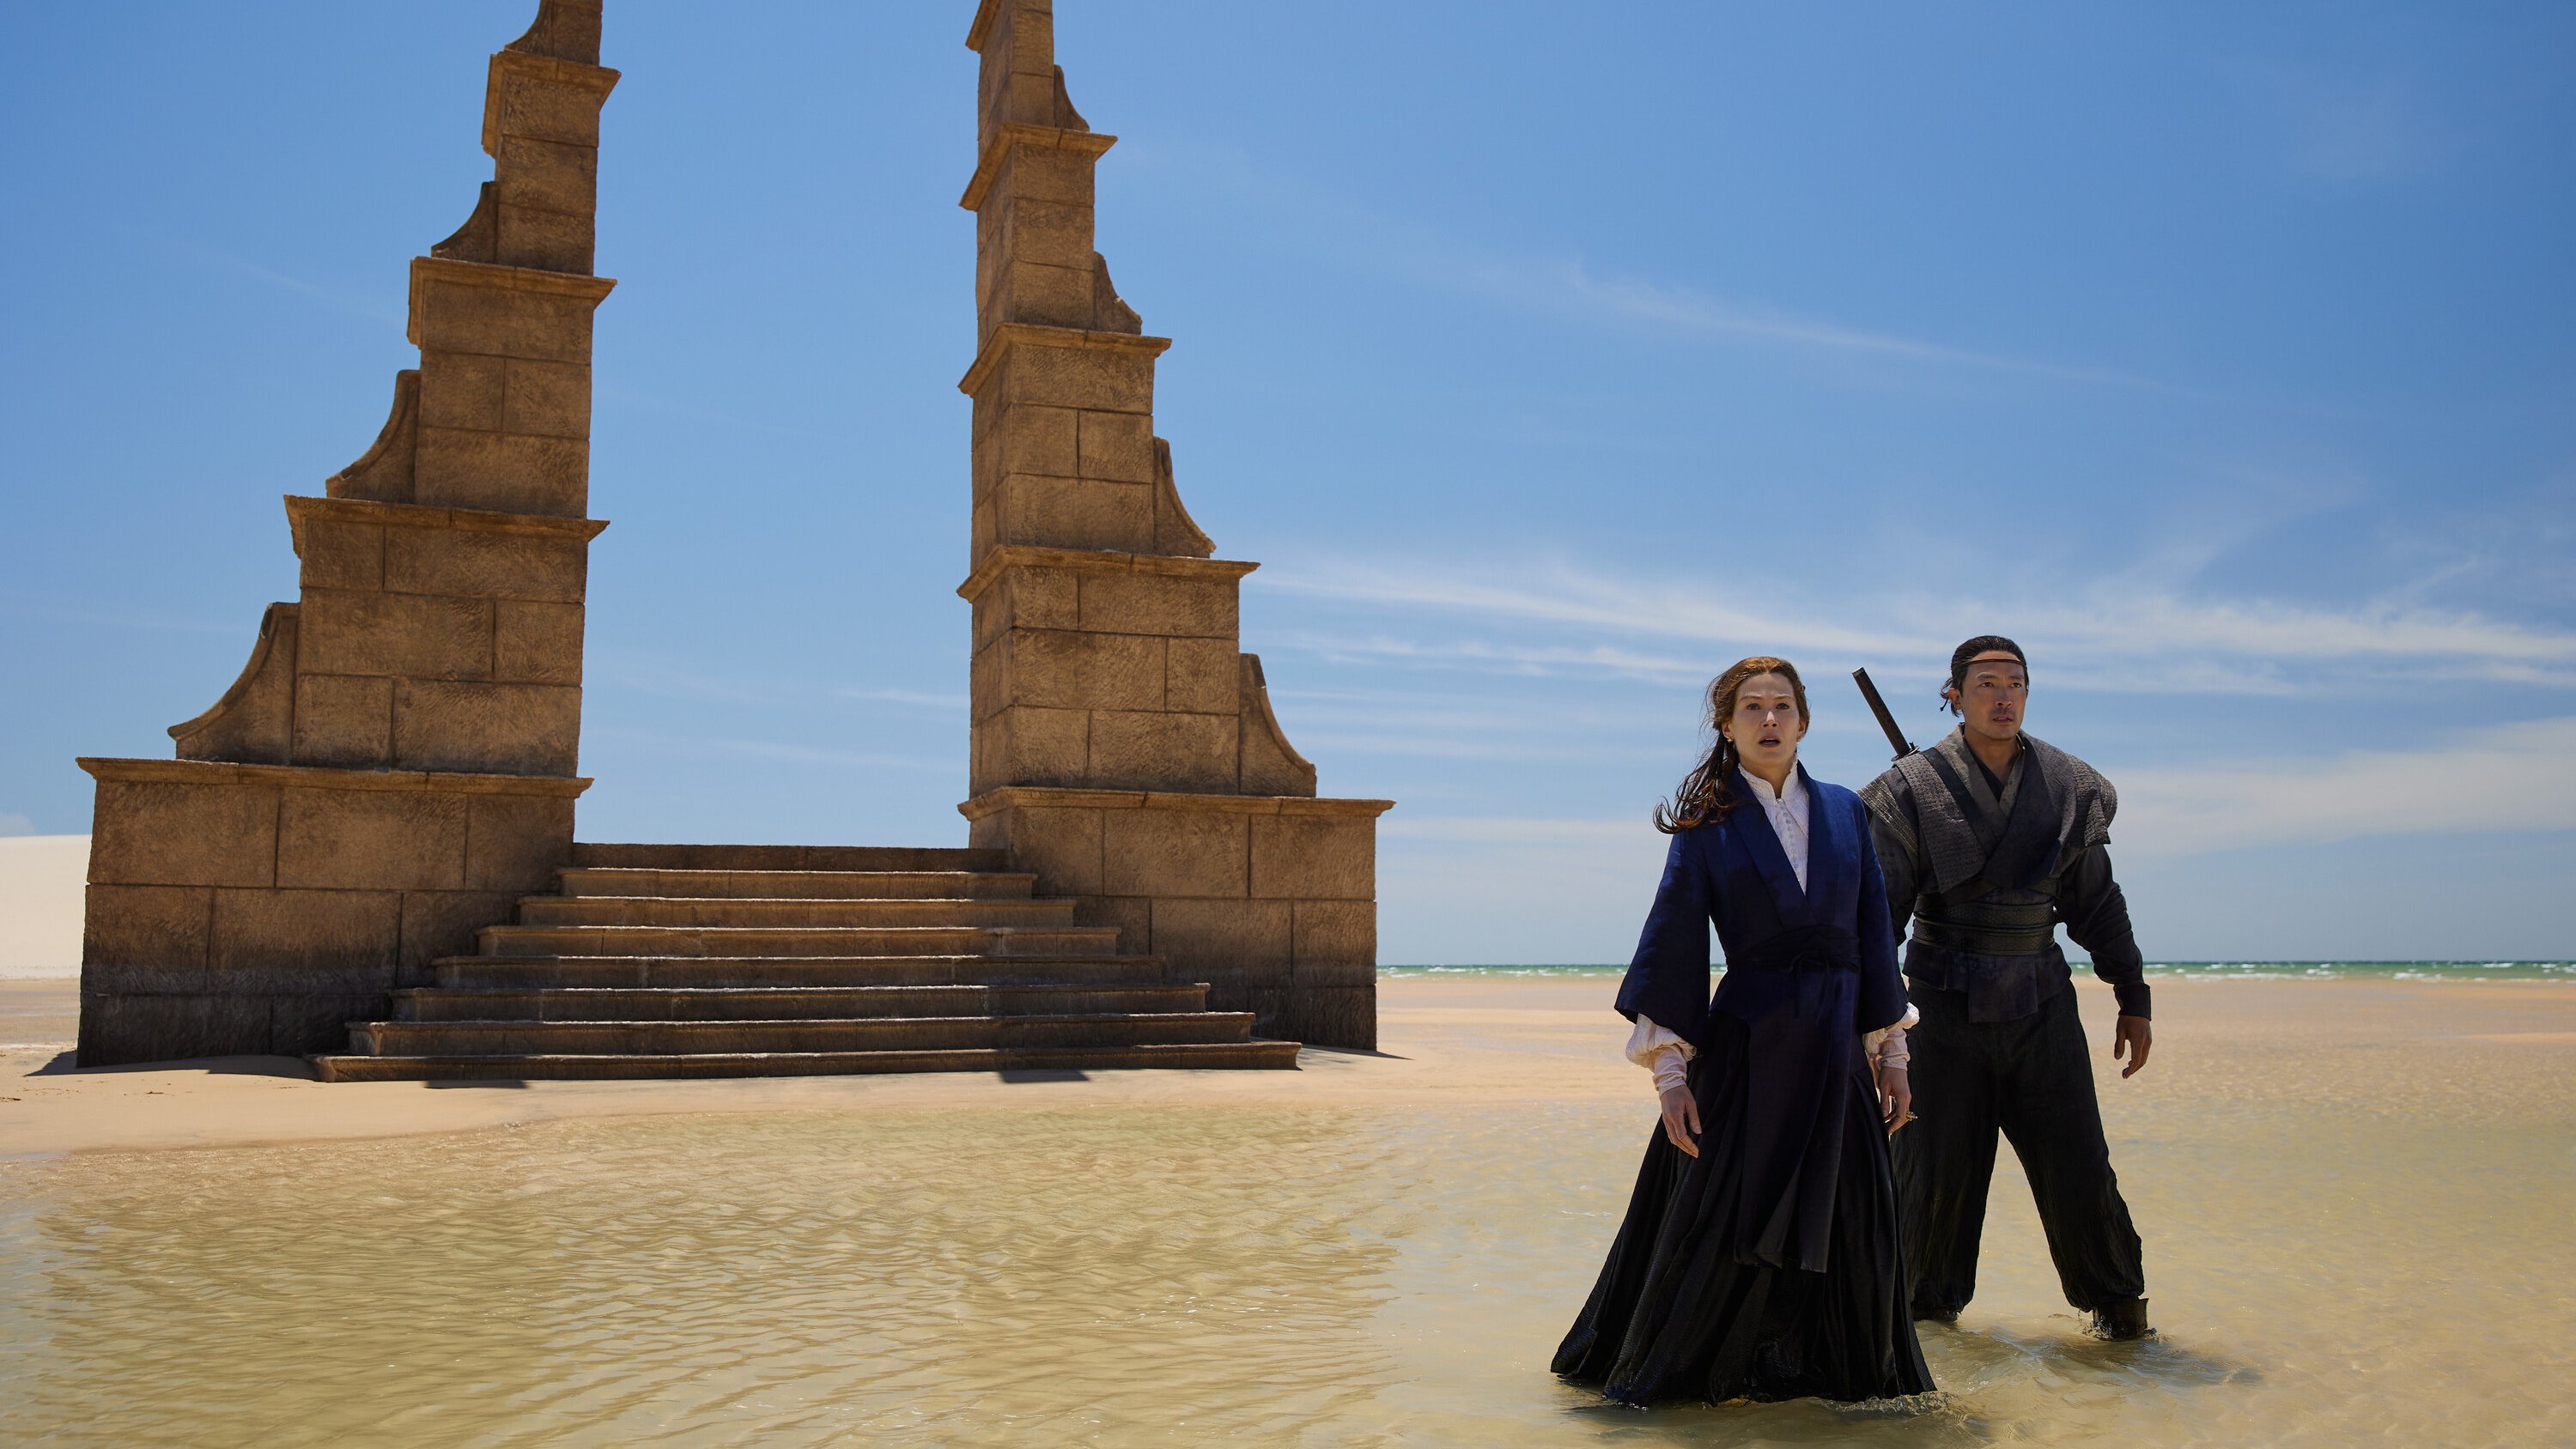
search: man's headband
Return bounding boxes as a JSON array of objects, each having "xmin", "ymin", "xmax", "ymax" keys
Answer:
[{"xmin": 1949, "ymin": 652, "xmax": 2028, "ymax": 688}]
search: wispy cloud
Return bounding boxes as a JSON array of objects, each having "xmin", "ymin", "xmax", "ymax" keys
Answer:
[
  {"xmin": 1258, "ymin": 555, "xmax": 2576, "ymax": 691},
  {"xmin": 1127, "ymin": 140, "xmax": 2140, "ymax": 388},
  {"xmin": 2225, "ymin": 64, "xmax": 2451, "ymax": 183},
  {"xmin": 2036, "ymin": 595, "xmax": 2576, "ymax": 675},
  {"xmin": 1270, "ymin": 682, "xmax": 1704, "ymax": 762},
  {"xmin": 2116, "ymin": 717, "xmax": 2576, "ymax": 856},
  {"xmin": 590, "ymin": 653, "xmax": 782, "ymax": 704},
  {"xmin": 1259, "ymin": 562, "xmax": 1934, "ymax": 659},
  {"xmin": 1383, "ymin": 815, "xmax": 1657, "ymax": 846},
  {"xmin": 1369, "ymin": 717, "xmax": 2576, "ymax": 962},
  {"xmin": 703, "ymin": 737, "xmax": 950, "ymax": 773},
  {"xmin": 1298, "ymin": 731, "xmax": 1674, "ymax": 765},
  {"xmin": 593, "ymin": 653, "xmax": 969, "ymax": 709},
  {"xmin": 1463, "ymin": 258, "xmax": 2151, "ymax": 388},
  {"xmin": 1269, "ymin": 686, "xmax": 1668, "ymax": 736},
  {"xmin": 1375, "ymin": 817, "xmax": 1671, "ymax": 964},
  {"xmin": 1379, "ymin": 718, "xmax": 2576, "ymax": 867},
  {"xmin": 592, "ymin": 724, "xmax": 946, "ymax": 774},
  {"xmin": 0, "ymin": 591, "xmax": 242, "ymax": 637},
  {"xmin": 118, "ymin": 226, "xmax": 404, "ymax": 327},
  {"xmin": 594, "ymin": 384, "xmax": 855, "ymax": 443},
  {"xmin": 835, "ymin": 686, "xmax": 969, "ymax": 711},
  {"xmin": 1271, "ymin": 628, "xmax": 1720, "ymax": 685}
]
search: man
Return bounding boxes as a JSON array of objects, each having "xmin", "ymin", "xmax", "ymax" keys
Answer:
[{"xmin": 1858, "ymin": 636, "xmax": 2154, "ymax": 1340}]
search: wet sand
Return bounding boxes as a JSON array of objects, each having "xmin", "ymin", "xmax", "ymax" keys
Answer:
[
  {"xmin": 0, "ymin": 973, "xmax": 1648, "ymax": 1157},
  {"xmin": 5, "ymin": 975, "xmax": 2573, "ymax": 1445},
  {"xmin": 4, "ymin": 973, "xmax": 2568, "ymax": 1154}
]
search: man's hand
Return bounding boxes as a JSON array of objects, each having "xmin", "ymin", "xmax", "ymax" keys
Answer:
[
  {"xmin": 1878, "ymin": 1064, "xmax": 1913, "ymax": 1137},
  {"xmin": 1658, "ymin": 1082, "xmax": 1702, "ymax": 1157},
  {"xmin": 2113, "ymin": 1015, "xmax": 2153, "ymax": 1078}
]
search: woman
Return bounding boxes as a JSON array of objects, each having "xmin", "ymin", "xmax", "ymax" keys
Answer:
[{"xmin": 1552, "ymin": 656, "xmax": 1934, "ymax": 1404}]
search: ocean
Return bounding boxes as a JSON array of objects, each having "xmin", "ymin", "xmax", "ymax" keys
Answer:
[{"xmin": 1385, "ymin": 960, "xmax": 2576, "ymax": 981}]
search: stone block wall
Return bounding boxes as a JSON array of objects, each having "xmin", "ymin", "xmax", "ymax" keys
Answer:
[
  {"xmin": 168, "ymin": 499, "xmax": 605, "ymax": 779},
  {"xmin": 76, "ymin": 759, "xmax": 585, "ymax": 1064},
  {"xmin": 958, "ymin": 0, "xmax": 1389, "ymax": 1048},
  {"xmin": 964, "ymin": 789, "xmax": 1381, "ymax": 1048},
  {"xmin": 78, "ymin": 0, "xmax": 615, "ymax": 1065},
  {"xmin": 964, "ymin": 549, "xmax": 1314, "ymax": 797}
]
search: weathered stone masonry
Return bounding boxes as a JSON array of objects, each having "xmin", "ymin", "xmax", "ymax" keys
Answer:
[
  {"xmin": 75, "ymin": 0, "xmax": 1388, "ymax": 1070},
  {"xmin": 76, "ymin": 2, "xmax": 617, "ymax": 1065},
  {"xmin": 956, "ymin": 0, "xmax": 1391, "ymax": 1050}
]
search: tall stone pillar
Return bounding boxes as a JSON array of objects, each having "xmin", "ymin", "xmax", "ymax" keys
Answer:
[
  {"xmin": 957, "ymin": 0, "xmax": 1391, "ymax": 1048},
  {"xmin": 76, "ymin": 1, "xmax": 617, "ymax": 1065}
]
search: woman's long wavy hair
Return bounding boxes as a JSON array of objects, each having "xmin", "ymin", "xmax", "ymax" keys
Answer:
[{"xmin": 1653, "ymin": 656, "xmax": 1809, "ymax": 834}]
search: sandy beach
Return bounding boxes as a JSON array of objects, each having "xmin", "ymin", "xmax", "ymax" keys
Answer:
[
  {"xmin": 5, "ymin": 973, "xmax": 2573, "ymax": 1446},
  {"xmin": 1, "ymin": 972, "xmax": 1654, "ymax": 1157},
  {"xmin": 5, "ymin": 972, "xmax": 2569, "ymax": 1155}
]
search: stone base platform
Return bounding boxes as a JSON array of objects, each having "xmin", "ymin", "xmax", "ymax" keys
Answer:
[
  {"xmin": 963, "ymin": 786, "xmax": 1391, "ymax": 1049},
  {"xmin": 76, "ymin": 756, "xmax": 588, "ymax": 1067}
]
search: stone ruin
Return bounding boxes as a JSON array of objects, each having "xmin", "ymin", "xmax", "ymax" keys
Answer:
[
  {"xmin": 72, "ymin": 0, "xmax": 1388, "ymax": 1076},
  {"xmin": 957, "ymin": 0, "xmax": 1389, "ymax": 1049}
]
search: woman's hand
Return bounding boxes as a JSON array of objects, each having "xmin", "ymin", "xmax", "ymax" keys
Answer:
[
  {"xmin": 1658, "ymin": 1082, "xmax": 1702, "ymax": 1157},
  {"xmin": 1878, "ymin": 1064, "xmax": 1913, "ymax": 1137}
]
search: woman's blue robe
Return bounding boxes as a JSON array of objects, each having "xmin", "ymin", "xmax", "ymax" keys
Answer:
[
  {"xmin": 1613, "ymin": 764, "xmax": 1909, "ymax": 1274},
  {"xmin": 1555, "ymin": 765, "xmax": 1930, "ymax": 1404}
]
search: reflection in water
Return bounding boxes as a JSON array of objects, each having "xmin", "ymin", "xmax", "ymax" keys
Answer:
[{"xmin": 4, "ymin": 1093, "xmax": 2573, "ymax": 1446}]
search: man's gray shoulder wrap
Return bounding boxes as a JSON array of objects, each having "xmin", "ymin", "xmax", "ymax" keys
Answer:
[
  {"xmin": 2023, "ymin": 733, "xmax": 2117, "ymax": 871},
  {"xmin": 1874, "ymin": 732, "xmax": 2117, "ymax": 897},
  {"xmin": 1887, "ymin": 746, "xmax": 1984, "ymax": 894},
  {"xmin": 1857, "ymin": 767, "xmax": 1911, "ymax": 838}
]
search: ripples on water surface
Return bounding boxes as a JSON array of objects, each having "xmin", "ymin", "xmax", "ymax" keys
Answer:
[{"xmin": 4, "ymin": 1090, "xmax": 2571, "ymax": 1446}]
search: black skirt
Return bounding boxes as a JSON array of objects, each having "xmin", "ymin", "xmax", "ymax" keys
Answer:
[{"xmin": 1552, "ymin": 1009, "xmax": 1935, "ymax": 1404}]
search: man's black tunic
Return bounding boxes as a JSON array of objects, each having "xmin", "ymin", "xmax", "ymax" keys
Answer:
[{"xmin": 1860, "ymin": 727, "xmax": 2148, "ymax": 1316}]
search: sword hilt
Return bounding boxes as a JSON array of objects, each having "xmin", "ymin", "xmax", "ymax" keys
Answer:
[{"xmin": 1852, "ymin": 668, "xmax": 1916, "ymax": 760}]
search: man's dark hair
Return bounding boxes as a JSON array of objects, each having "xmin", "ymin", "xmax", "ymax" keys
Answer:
[{"xmin": 1944, "ymin": 634, "xmax": 2027, "ymax": 713}]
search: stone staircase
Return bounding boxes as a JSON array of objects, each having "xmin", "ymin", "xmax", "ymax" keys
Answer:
[{"xmin": 312, "ymin": 844, "xmax": 1302, "ymax": 1081}]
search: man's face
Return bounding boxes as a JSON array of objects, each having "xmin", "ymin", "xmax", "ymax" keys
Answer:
[{"xmin": 1953, "ymin": 653, "xmax": 2028, "ymax": 743}]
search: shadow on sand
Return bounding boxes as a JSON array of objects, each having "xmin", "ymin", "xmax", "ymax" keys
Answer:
[{"xmin": 29, "ymin": 1052, "xmax": 315, "ymax": 1081}]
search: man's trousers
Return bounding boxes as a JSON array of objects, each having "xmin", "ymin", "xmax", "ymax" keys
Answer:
[{"xmin": 1893, "ymin": 982, "xmax": 2146, "ymax": 1314}]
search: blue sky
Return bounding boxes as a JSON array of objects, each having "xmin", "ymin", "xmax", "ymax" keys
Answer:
[{"xmin": 4, "ymin": 3, "xmax": 2571, "ymax": 961}]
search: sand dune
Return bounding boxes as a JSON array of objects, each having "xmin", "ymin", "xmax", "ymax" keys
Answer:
[{"xmin": 0, "ymin": 836, "xmax": 84, "ymax": 980}]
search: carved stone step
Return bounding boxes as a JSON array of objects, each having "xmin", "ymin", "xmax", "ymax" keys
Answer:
[
  {"xmin": 571, "ymin": 843, "xmax": 1006, "ymax": 873},
  {"xmin": 514, "ymin": 895, "xmax": 1078, "ymax": 929},
  {"xmin": 434, "ymin": 954, "xmax": 1175, "ymax": 990},
  {"xmin": 312, "ymin": 1039, "xmax": 1304, "ymax": 1082},
  {"xmin": 476, "ymin": 924, "xmax": 1125, "ymax": 958},
  {"xmin": 393, "ymin": 983, "xmax": 1211, "ymax": 1022},
  {"xmin": 344, "ymin": 1011, "xmax": 1257, "ymax": 1057},
  {"xmin": 556, "ymin": 867, "xmax": 1038, "ymax": 900}
]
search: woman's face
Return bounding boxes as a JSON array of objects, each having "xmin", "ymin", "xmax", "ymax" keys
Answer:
[{"xmin": 1720, "ymin": 672, "xmax": 1807, "ymax": 777}]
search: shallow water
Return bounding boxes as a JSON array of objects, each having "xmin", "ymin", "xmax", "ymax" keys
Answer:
[{"xmin": 5, "ymin": 1071, "xmax": 2572, "ymax": 1447}]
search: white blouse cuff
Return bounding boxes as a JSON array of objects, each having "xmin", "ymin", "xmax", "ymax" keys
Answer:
[
  {"xmin": 1625, "ymin": 1015, "xmax": 1696, "ymax": 1069},
  {"xmin": 1862, "ymin": 1003, "xmax": 1921, "ymax": 1063}
]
